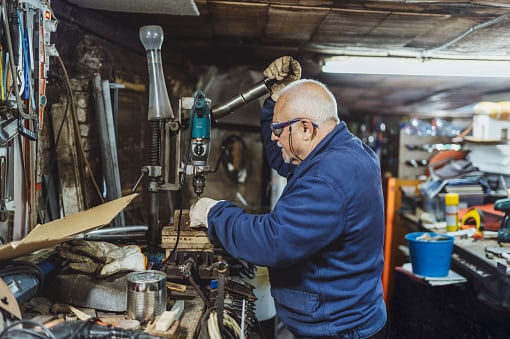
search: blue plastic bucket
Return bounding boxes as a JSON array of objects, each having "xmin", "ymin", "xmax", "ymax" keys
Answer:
[{"xmin": 405, "ymin": 232, "xmax": 454, "ymax": 277}]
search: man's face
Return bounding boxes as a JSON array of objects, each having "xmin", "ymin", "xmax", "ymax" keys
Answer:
[{"xmin": 272, "ymin": 101, "xmax": 300, "ymax": 164}]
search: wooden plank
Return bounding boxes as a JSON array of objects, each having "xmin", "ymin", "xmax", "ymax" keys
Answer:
[{"xmin": 161, "ymin": 209, "xmax": 213, "ymax": 251}]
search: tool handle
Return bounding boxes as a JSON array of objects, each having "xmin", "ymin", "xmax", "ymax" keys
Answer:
[{"xmin": 494, "ymin": 198, "xmax": 510, "ymax": 212}]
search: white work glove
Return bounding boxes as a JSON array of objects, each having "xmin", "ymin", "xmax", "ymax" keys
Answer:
[
  {"xmin": 263, "ymin": 56, "xmax": 301, "ymax": 101},
  {"xmin": 56, "ymin": 240, "xmax": 146, "ymax": 277},
  {"xmin": 189, "ymin": 197, "xmax": 219, "ymax": 228},
  {"xmin": 98, "ymin": 245, "xmax": 146, "ymax": 277}
]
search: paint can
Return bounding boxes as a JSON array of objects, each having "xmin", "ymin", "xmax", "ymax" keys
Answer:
[{"xmin": 126, "ymin": 270, "xmax": 167, "ymax": 323}]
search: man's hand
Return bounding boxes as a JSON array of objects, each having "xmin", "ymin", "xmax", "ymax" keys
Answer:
[
  {"xmin": 263, "ymin": 56, "xmax": 301, "ymax": 101},
  {"xmin": 190, "ymin": 197, "xmax": 219, "ymax": 228}
]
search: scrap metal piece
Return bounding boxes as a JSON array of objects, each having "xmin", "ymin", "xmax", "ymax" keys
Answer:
[{"xmin": 49, "ymin": 270, "xmax": 129, "ymax": 312}]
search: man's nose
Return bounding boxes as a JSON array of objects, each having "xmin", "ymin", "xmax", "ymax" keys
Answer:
[{"xmin": 271, "ymin": 133, "xmax": 278, "ymax": 142}]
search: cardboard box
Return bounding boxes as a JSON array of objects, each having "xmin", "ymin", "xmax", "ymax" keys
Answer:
[
  {"xmin": 472, "ymin": 114, "xmax": 510, "ymax": 141},
  {"xmin": 0, "ymin": 194, "xmax": 138, "ymax": 261}
]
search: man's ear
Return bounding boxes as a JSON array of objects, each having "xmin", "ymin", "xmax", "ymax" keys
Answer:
[{"xmin": 302, "ymin": 120, "xmax": 315, "ymax": 140}]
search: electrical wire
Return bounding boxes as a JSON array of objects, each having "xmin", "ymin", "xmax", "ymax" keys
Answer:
[
  {"xmin": 217, "ymin": 135, "xmax": 250, "ymax": 183},
  {"xmin": 206, "ymin": 309, "xmax": 243, "ymax": 339},
  {"xmin": 55, "ymin": 55, "xmax": 104, "ymax": 206},
  {"xmin": 162, "ymin": 103, "xmax": 193, "ymax": 266},
  {"xmin": 0, "ymin": 319, "xmax": 56, "ymax": 339},
  {"xmin": 196, "ymin": 305, "xmax": 251, "ymax": 339},
  {"xmin": 208, "ymin": 145, "xmax": 226, "ymax": 174},
  {"xmin": 40, "ymin": 64, "xmax": 70, "ymax": 222},
  {"xmin": 67, "ymin": 318, "xmax": 98, "ymax": 339},
  {"xmin": 16, "ymin": 132, "xmax": 29, "ymax": 236}
]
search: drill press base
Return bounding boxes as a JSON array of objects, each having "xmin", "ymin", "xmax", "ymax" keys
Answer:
[
  {"xmin": 161, "ymin": 210, "xmax": 214, "ymax": 281},
  {"xmin": 161, "ymin": 210, "xmax": 213, "ymax": 253}
]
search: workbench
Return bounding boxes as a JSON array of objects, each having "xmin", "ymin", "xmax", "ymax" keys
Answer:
[
  {"xmin": 389, "ymin": 212, "xmax": 510, "ymax": 338},
  {"xmin": 400, "ymin": 212, "xmax": 510, "ymax": 310}
]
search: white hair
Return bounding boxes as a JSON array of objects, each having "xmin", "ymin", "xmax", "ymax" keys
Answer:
[{"xmin": 279, "ymin": 79, "xmax": 340, "ymax": 124}]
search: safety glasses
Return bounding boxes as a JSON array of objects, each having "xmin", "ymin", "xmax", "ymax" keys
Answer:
[{"xmin": 270, "ymin": 118, "xmax": 318, "ymax": 137}]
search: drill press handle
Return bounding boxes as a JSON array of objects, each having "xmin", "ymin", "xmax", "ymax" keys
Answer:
[{"xmin": 495, "ymin": 198, "xmax": 510, "ymax": 243}]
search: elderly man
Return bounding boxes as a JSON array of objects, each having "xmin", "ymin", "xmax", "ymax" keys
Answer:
[{"xmin": 190, "ymin": 57, "xmax": 387, "ymax": 339}]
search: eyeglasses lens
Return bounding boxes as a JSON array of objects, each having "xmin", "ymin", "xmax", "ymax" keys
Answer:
[{"xmin": 273, "ymin": 128, "xmax": 283, "ymax": 137}]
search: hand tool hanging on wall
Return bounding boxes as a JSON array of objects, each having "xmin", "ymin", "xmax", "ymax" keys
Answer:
[
  {"xmin": 31, "ymin": 0, "xmax": 58, "ymax": 129},
  {"xmin": 2, "ymin": 0, "xmax": 35, "ymax": 140},
  {"xmin": 0, "ymin": 0, "xmax": 57, "ymax": 141},
  {"xmin": 0, "ymin": 0, "xmax": 58, "ymax": 243}
]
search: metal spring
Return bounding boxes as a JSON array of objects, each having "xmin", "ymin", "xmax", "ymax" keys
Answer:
[{"xmin": 144, "ymin": 120, "xmax": 161, "ymax": 166}]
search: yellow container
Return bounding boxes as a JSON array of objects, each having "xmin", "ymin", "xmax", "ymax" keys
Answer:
[{"xmin": 445, "ymin": 193, "xmax": 459, "ymax": 232}]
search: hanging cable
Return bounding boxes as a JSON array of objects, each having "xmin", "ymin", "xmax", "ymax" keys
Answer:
[
  {"xmin": 161, "ymin": 111, "xmax": 191, "ymax": 266},
  {"xmin": 40, "ymin": 64, "xmax": 69, "ymax": 222},
  {"xmin": 56, "ymin": 55, "xmax": 104, "ymax": 206}
]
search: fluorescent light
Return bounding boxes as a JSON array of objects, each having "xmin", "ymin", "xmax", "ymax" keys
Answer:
[{"xmin": 322, "ymin": 56, "xmax": 510, "ymax": 77}]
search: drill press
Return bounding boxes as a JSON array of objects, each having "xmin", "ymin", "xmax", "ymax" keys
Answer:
[
  {"xmin": 189, "ymin": 90, "xmax": 211, "ymax": 197},
  {"xmin": 135, "ymin": 25, "xmax": 273, "ymax": 258},
  {"xmin": 138, "ymin": 25, "xmax": 174, "ymax": 253}
]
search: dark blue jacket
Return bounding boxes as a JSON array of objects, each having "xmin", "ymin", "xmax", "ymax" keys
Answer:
[{"xmin": 208, "ymin": 98, "xmax": 387, "ymax": 338}]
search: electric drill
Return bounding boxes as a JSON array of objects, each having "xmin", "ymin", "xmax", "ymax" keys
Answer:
[
  {"xmin": 190, "ymin": 90, "xmax": 211, "ymax": 196},
  {"xmin": 495, "ymin": 198, "xmax": 510, "ymax": 244}
]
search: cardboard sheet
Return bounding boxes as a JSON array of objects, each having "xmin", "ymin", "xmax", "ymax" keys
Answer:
[{"xmin": 0, "ymin": 193, "xmax": 139, "ymax": 261}]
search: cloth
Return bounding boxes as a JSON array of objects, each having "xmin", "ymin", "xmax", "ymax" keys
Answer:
[
  {"xmin": 206, "ymin": 97, "xmax": 387, "ymax": 337},
  {"xmin": 433, "ymin": 159, "xmax": 483, "ymax": 179},
  {"xmin": 189, "ymin": 197, "xmax": 219, "ymax": 228},
  {"xmin": 56, "ymin": 240, "xmax": 146, "ymax": 277},
  {"xmin": 263, "ymin": 56, "xmax": 301, "ymax": 101}
]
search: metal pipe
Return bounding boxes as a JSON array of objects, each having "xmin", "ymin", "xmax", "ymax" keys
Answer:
[
  {"xmin": 425, "ymin": 14, "xmax": 510, "ymax": 57},
  {"xmin": 211, "ymin": 78, "xmax": 274, "ymax": 121}
]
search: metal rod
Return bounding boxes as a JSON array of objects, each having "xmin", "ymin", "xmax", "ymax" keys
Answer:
[{"xmin": 211, "ymin": 78, "xmax": 273, "ymax": 121}]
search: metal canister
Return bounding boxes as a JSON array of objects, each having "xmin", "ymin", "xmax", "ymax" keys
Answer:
[
  {"xmin": 126, "ymin": 270, "xmax": 167, "ymax": 322},
  {"xmin": 445, "ymin": 193, "xmax": 459, "ymax": 232}
]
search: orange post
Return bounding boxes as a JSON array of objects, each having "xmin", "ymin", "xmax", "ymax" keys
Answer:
[{"xmin": 382, "ymin": 177, "xmax": 396, "ymax": 303}]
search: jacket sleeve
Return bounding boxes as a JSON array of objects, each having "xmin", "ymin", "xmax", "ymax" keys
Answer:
[
  {"xmin": 207, "ymin": 174, "xmax": 345, "ymax": 268},
  {"xmin": 260, "ymin": 97, "xmax": 294, "ymax": 177}
]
